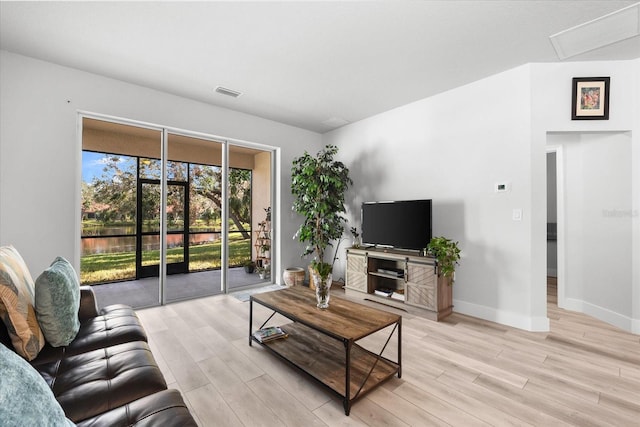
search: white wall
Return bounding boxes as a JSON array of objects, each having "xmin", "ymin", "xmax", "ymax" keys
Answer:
[
  {"xmin": 635, "ymin": 59, "xmax": 640, "ymax": 335},
  {"xmin": 325, "ymin": 65, "xmax": 544, "ymax": 330},
  {"xmin": 0, "ymin": 50, "xmax": 322, "ymax": 280},
  {"xmin": 326, "ymin": 59, "xmax": 639, "ymax": 333}
]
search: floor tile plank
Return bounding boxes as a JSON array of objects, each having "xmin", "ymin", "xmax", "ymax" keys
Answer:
[{"xmin": 135, "ymin": 280, "xmax": 640, "ymax": 426}]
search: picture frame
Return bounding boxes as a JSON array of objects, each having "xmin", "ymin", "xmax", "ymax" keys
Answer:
[{"xmin": 571, "ymin": 77, "xmax": 610, "ymax": 120}]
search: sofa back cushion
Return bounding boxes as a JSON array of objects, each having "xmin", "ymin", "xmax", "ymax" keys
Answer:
[
  {"xmin": 0, "ymin": 246, "xmax": 45, "ymax": 360},
  {"xmin": 35, "ymin": 257, "xmax": 81, "ymax": 347}
]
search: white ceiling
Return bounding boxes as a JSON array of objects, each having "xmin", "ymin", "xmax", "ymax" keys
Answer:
[{"xmin": 1, "ymin": 1, "xmax": 639, "ymax": 133}]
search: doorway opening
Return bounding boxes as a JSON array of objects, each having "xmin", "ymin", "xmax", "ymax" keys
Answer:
[
  {"xmin": 137, "ymin": 179, "xmax": 189, "ymax": 278},
  {"xmin": 546, "ymin": 150, "xmax": 558, "ymax": 304},
  {"xmin": 546, "ymin": 131, "xmax": 634, "ymax": 332}
]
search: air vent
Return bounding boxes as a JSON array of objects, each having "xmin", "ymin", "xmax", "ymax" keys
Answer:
[
  {"xmin": 322, "ymin": 117, "xmax": 350, "ymax": 128},
  {"xmin": 214, "ymin": 86, "xmax": 242, "ymax": 98},
  {"xmin": 550, "ymin": 3, "xmax": 640, "ymax": 60}
]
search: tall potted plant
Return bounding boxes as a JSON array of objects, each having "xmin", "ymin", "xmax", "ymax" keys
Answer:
[{"xmin": 291, "ymin": 144, "xmax": 352, "ymax": 308}]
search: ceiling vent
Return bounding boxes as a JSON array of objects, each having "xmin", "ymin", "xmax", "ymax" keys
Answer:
[
  {"xmin": 550, "ymin": 3, "xmax": 640, "ymax": 60},
  {"xmin": 214, "ymin": 86, "xmax": 242, "ymax": 98},
  {"xmin": 322, "ymin": 117, "xmax": 350, "ymax": 129}
]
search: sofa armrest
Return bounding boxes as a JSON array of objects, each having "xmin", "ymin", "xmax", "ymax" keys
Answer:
[{"xmin": 78, "ymin": 286, "xmax": 100, "ymax": 321}]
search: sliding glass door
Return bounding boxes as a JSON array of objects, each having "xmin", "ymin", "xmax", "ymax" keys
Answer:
[
  {"xmin": 81, "ymin": 118, "xmax": 162, "ymax": 308},
  {"xmin": 81, "ymin": 116, "xmax": 274, "ymax": 308},
  {"xmin": 164, "ymin": 133, "xmax": 226, "ymax": 302},
  {"xmin": 227, "ymin": 145, "xmax": 272, "ymax": 290}
]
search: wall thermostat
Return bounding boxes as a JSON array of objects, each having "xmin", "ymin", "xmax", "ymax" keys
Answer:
[{"xmin": 495, "ymin": 182, "xmax": 511, "ymax": 192}]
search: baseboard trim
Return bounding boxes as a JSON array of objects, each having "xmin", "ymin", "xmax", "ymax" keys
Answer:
[
  {"xmin": 563, "ymin": 297, "xmax": 635, "ymax": 333},
  {"xmin": 453, "ymin": 299, "xmax": 550, "ymax": 332}
]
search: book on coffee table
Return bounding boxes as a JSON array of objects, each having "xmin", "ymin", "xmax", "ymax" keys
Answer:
[{"xmin": 253, "ymin": 326, "xmax": 288, "ymax": 343}]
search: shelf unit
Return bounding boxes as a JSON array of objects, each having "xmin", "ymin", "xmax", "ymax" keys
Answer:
[
  {"xmin": 254, "ymin": 220, "xmax": 270, "ymax": 268},
  {"xmin": 345, "ymin": 247, "xmax": 453, "ymax": 321}
]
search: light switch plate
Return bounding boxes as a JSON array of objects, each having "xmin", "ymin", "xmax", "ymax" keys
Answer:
[{"xmin": 513, "ymin": 208, "xmax": 523, "ymax": 221}]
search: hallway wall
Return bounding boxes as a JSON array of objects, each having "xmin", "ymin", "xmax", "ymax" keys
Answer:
[{"xmin": 548, "ymin": 131, "xmax": 634, "ymax": 329}]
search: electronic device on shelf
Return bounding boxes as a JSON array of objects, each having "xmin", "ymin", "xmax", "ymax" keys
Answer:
[
  {"xmin": 377, "ymin": 268, "xmax": 404, "ymax": 277},
  {"xmin": 361, "ymin": 199, "xmax": 432, "ymax": 252}
]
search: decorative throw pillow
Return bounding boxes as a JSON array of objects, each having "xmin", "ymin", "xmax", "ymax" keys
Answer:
[
  {"xmin": 0, "ymin": 342, "xmax": 76, "ymax": 426},
  {"xmin": 0, "ymin": 246, "xmax": 45, "ymax": 360},
  {"xmin": 35, "ymin": 257, "xmax": 81, "ymax": 347}
]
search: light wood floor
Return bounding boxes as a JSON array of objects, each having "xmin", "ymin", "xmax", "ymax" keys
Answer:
[{"xmin": 136, "ymin": 279, "xmax": 640, "ymax": 426}]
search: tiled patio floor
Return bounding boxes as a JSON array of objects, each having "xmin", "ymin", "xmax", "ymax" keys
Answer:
[{"xmin": 90, "ymin": 267, "xmax": 270, "ymax": 310}]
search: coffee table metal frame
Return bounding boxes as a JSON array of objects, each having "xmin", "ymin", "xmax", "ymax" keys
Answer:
[{"xmin": 249, "ymin": 286, "xmax": 401, "ymax": 415}]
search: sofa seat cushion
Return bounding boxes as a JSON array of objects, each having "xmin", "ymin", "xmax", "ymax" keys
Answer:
[
  {"xmin": 35, "ymin": 256, "xmax": 81, "ymax": 347},
  {"xmin": 75, "ymin": 389, "xmax": 198, "ymax": 427},
  {"xmin": 72, "ymin": 304, "xmax": 148, "ymax": 352},
  {"xmin": 35, "ymin": 341, "xmax": 167, "ymax": 423},
  {"xmin": 0, "ymin": 245, "xmax": 46, "ymax": 360},
  {"xmin": 30, "ymin": 304, "xmax": 147, "ymax": 365}
]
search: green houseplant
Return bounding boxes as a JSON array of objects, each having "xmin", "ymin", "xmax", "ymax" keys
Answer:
[
  {"xmin": 256, "ymin": 264, "xmax": 270, "ymax": 280},
  {"xmin": 291, "ymin": 145, "xmax": 352, "ymax": 307},
  {"xmin": 350, "ymin": 226, "xmax": 361, "ymax": 248},
  {"xmin": 242, "ymin": 259, "xmax": 255, "ymax": 274},
  {"xmin": 261, "ymin": 243, "xmax": 270, "ymax": 258},
  {"xmin": 426, "ymin": 236, "xmax": 461, "ymax": 283}
]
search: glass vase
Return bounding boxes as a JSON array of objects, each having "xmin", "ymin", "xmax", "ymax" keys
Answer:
[{"xmin": 312, "ymin": 271, "xmax": 331, "ymax": 309}]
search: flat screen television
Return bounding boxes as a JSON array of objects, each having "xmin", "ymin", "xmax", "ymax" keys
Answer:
[{"xmin": 361, "ymin": 199, "xmax": 432, "ymax": 251}]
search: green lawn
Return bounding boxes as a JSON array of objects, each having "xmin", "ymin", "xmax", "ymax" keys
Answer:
[
  {"xmin": 82, "ymin": 219, "xmax": 248, "ymax": 234},
  {"xmin": 81, "ymin": 236, "xmax": 251, "ymax": 285}
]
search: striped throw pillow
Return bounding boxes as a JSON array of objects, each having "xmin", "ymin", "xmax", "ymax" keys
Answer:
[{"xmin": 0, "ymin": 246, "xmax": 45, "ymax": 360}]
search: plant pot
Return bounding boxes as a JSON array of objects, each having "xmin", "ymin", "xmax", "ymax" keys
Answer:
[
  {"xmin": 244, "ymin": 264, "xmax": 255, "ymax": 274},
  {"xmin": 310, "ymin": 270, "xmax": 331, "ymax": 309},
  {"xmin": 283, "ymin": 267, "xmax": 305, "ymax": 287}
]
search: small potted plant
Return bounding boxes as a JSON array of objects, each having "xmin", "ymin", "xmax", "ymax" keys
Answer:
[
  {"xmin": 256, "ymin": 264, "xmax": 271, "ymax": 280},
  {"xmin": 242, "ymin": 259, "xmax": 255, "ymax": 274},
  {"xmin": 261, "ymin": 244, "xmax": 270, "ymax": 259},
  {"xmin": 350, "ymin": 226, "xmax": 361, "ymax": 248},
  {"xmin": 426, "ymin": 236, "xmax": 461, "ymax": 284}
]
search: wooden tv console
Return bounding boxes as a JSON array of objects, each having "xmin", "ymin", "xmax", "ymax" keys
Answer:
[{"xmin": 345, "ymin": 247, "xmax": 453, "ymax": 321}]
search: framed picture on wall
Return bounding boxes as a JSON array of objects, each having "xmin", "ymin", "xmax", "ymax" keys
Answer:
[{"xmin": 571, "ymin": 77, "xmax": 610, "ymax": 120}]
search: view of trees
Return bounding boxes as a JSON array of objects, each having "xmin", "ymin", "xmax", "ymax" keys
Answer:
[
  {"xmin": 82, "ymin": 155, "xmax": 137, "ymax": 227},
  {"xmin": 189, "ymin": 164, "xmax": 252, "ymax": 238},
  {"xmin": 81, "ymin": 151, "xmax": 253, "ymax": 284}
]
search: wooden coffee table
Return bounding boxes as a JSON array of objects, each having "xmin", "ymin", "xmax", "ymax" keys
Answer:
[{"xmin": 249, "ymin": 286, "xmax": 401, "ymax": 415}]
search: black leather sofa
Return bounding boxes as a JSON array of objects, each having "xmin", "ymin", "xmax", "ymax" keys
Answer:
[{"xmin": 0, "ymin": 287, "xmax": 197, "ymax": 426}]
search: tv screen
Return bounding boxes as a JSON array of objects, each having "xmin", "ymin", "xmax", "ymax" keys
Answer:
[{"xmin": 361, "ymin": 199, "xmax": 432, "ymax": 251}]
